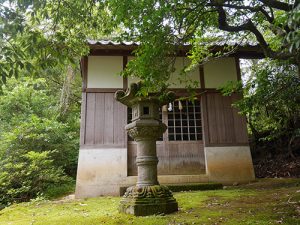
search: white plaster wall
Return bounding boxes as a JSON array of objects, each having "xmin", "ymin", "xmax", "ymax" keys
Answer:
[
  {"xmin": 127, "ymin": 57, "xmax": 200, "ymax": 88},
  {"xmin": 75, "ymin": 148, "xmax": 127, "ymax": 198},
  {"xmin": 203, "ymin": 57, "xmax": 237, "ymax": 88},
  {"xmin": 87, "ymin": 56, "xmax": 123, "ymax": 88},
  {"xmin": 169, "ymin": 57, "xmax": 200, "ymax": 88},
  {"xmin": 87, "ymin": 56, "xmax": 236, "ymax": 89},
  {"xmin": 127, "ymin": 56, "xmax": 141, "ymax": 86},
  {"xmin": 205, "ymin": 146, "xmax": 255, "ymax": 184}
]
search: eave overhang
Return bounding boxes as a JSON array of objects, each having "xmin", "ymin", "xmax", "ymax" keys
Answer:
[{"xmin": 87, "ymin": 40, "xmax": 264, "ymax": 59}]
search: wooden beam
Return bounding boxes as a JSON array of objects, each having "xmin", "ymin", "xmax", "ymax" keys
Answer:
[
  {"xmin": 200, "ymin": 93, "xmax": 210, "ymax": 147},
  {"xmin": 205, "ymin": 143, "xmax": 249, "ymax": 147},
  {"xmin": 123, "ymin": 56, "xmax": 128, "ymax": 90},
  {"xmin": 83, "ymin": 87, "xmax": 219, "ymax": 94},
  {"xmin": 235, "ymin": 57, "xmax": 242, "ymax": 81},
  {"xmin": 90, "ymin": 49, "xmax": 134, "ymax": 56},
  {"xmin": 199, "ymin": 65, "xmax": 205, "ymax": 89},
  {"xmin": 80, "ymin": 92, "xmax": 87, "ymax": 145},
  {"xmin": 81, "ymin": 56, "xmax": 88, "ymax": 90},
  {"xmin": 80, "ymin": 144, "xmax": 128, "ymax": 149},
  {"xmin": 89, "ymin": 44, "xmax": 264, "ymax": 58},
  {"xmin": 84, "ymin": 88, "xmax": 120, "ymax": 93}
]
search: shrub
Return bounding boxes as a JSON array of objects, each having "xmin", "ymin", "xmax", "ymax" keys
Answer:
[
  {"xmin": 0, "ymin": 151, "xmax": 69, "ymax": 205},
  {"xmin": 0, "ymin": 77, "xmax": 80, "ymax": 205}
]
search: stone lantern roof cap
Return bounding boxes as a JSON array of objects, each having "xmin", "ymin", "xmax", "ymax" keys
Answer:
[{"xmin": 115, "ymin": 82, "xmax": 175, "ymax": 107}]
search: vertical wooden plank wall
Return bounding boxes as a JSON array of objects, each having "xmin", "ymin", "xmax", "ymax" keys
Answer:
[
  {"xmin": 201, "ymin": 92, "xmax": 249, "ymax": 146},
  {"xmin": 82, "ymin": 92, "xmax": 127, "ymax": 147},
  {"xmin": 231, "ymin": 94, "xmax": 249, "ymax": 144},
  {"xmin": 94, "ymin": 94, "xmax": 105, "ymax": 144},
  {"xmin": 127, "ymin": 141, "xmax": 205, "ymax": 176}
]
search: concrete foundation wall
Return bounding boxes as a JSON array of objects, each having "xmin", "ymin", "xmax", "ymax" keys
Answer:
[
  {"xmin": 205, "ymin": 146, "xmax": 255, "ymax": 184},
  {"xmin": 75, "ymin": 147, "xmax": 208, "ymax": 198},
  {"xmin": 75, "ymin": 146, "xmax": 255, "ymax": 198},
  {"xmin": 75, "ymin": 148, "xmax": 127, "ymax": 198}
]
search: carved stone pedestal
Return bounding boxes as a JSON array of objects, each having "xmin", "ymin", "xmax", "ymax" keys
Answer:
[
  {"xmin": 115, "ymin": 83, "xmax": 178, "ymax": 216},
  {"xmin": 119, "ymin": 185, "xmax": 178, "ymax": 216}
]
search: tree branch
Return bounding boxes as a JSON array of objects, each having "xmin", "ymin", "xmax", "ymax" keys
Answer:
[
  {"xmin": 215, "ymin": 5, "xmax": 295, "ymax": 61},
  {"xmin": 210, "ymin": 3, "xmax": 275, "ymax": 24},
  {"xmin": 258, "ymin": 0, "xmax": 294, "ymax": 11},
  {"xmin": 259, "ymin": 7, "xmax": 274, "ymax": 23}
]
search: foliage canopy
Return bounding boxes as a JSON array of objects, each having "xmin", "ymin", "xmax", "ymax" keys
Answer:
[{"xmin": 0, "ymin": 0, "xmax": 299, "ymax": 92}]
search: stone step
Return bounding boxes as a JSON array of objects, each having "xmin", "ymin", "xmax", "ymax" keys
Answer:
[
  {"xmin": 120, "ymin": 182, "xmax": 223, "ymax": 196},
  {"xmin": 122, "ymin": 174, "xmax": 209, "ymax": 186}
]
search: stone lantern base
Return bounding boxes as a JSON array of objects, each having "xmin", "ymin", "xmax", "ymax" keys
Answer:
[{"xmin": 119, "ymin": 185, "xmax": 178, "ymax": 216}]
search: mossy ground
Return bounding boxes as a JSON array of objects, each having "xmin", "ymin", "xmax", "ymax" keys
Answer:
[{"xmin": 0, "ymin": 178, "xmax": 299, "ymax": 225}]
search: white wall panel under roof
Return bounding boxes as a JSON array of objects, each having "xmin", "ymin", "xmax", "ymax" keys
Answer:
[
  {"xmin": 87, "ymin": 56, "xmax": 123, "ymax": 88},
  {"xmin": 127, "ymin": 57, "xmax": 200, "ymax": 88},
  {"xmin": 168, "ymin": 57, "xmax": 200, "ymax": 88},
  {"xmin": 203, "ymin": 57, "xmax": 237, "ymax": 89},
  {"xmin": 127, "ymin": 56, "xmax": 141, "ymax": 86}
]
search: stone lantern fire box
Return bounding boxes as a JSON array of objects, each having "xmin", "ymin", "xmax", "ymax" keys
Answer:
[{"xmin": 115, "ymin": 83, "xmax": 178, "ymax": 216}]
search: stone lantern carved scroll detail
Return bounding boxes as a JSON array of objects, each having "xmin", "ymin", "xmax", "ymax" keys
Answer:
[
  {"xmin": 127, "ymin": 125, "xmax": 166, "ymax": 141},
  {"xmin": 115, "ymin": 82, "xmax": 178, "ymax": 216}
]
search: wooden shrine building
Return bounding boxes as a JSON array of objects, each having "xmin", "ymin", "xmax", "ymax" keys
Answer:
[{"xmin": 75, "ymin": 40, "xmax": 262, "ymax": 198}]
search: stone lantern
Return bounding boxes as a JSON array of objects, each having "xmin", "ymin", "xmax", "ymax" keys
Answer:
[{"xmin": 115, "ymin": 83, "xmax": 178, "ymax": 216}]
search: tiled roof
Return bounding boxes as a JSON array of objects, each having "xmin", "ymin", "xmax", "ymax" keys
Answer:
[
  {"xmin": 87, "ymin": 39, "xmax": 263, "ymax": 58},
  {"xmin": 87, "ymin": 39, "xmax": 258, "ymax": 47},
  {"xmin": 88, "ymin": 40, "xmax": 139, "ymax": 46}
]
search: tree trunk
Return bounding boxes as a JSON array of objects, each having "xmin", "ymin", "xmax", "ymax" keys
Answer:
[{"xmin": 288, "ymin": 136, "xmax": 296, "ymax": 159}]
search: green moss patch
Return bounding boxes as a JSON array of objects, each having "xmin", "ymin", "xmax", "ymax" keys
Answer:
[
  {"xmin": 0, "ymin": 179, "xmax": 299, "ymax": 225},
  {"xmin": 168, "ymin": 182, "xmax": 223, "ymax": 192}
]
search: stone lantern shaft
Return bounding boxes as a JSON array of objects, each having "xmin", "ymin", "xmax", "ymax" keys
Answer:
[{"xmin": 136, "ymin": 139, "xmax": 159, "ymax": 186}]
